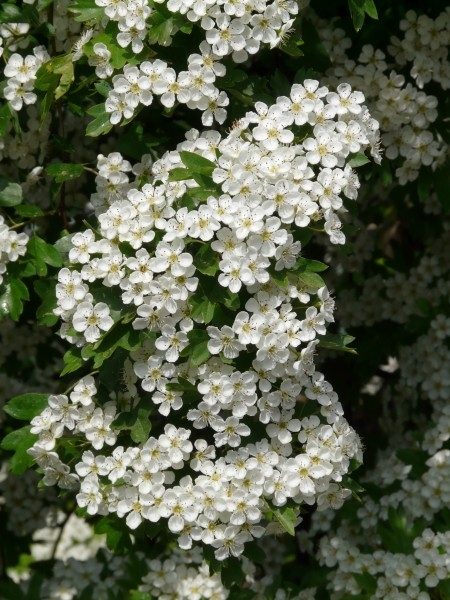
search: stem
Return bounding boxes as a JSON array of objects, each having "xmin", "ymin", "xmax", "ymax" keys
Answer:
[{"xmin": 50, "ymin": 510, "xmax": 72, "ymax": 561}]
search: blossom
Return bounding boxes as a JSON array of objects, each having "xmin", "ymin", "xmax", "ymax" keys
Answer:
[{"xmin": 72, "ymin": 301, "xmax": 114, "ymax": 342}]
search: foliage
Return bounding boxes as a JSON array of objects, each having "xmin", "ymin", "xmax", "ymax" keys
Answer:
[{"xmin": 0, "ymin": 0, "xmax": 450, "ymax": 598}]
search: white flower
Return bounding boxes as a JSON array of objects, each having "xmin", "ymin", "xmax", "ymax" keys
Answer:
[{"xmin": 72, "ymin": 301, "xmax": 114, "ymax": 342}]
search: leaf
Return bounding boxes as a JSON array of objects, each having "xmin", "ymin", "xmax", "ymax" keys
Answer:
[
  {"xmin": 60, "ymin": 348, "xmax": 85, "ymax": 376},
  {"xmin": 34, "ymin": 279, "xmax": 58, "ymax": 326},
  {"xmin": 0, "ymin": 181, "xmax": 23, "ymax": 207},
  {"xmin": 54, "ymin": 233, "xmax": 75, "ymax": 253},
  {"xmin": 92, "ymin": 322, "xmax": 141, "ymax": 368},
  {"xmin": 348, "ymin": 0, "xmax": 378, "ymax": 31},
  {"xmin": 341, "ymin": 475, "xmax": 365, "ymax": 502},
  {"xmin": 363, "ymin": 0, "xmax": 378, "ymax": 19},
  {"xmin": 319, "ymin": 333, "xmax": 357, "ymax": 355},
  {"xmin": 86, "ymin": 109, "xmax": 113, "ymax": 137},
  {"xmin": 4, "ymin": 393, "xmax": 50, "ymax": 421},
  {"xmin": 28, "ymin": 234, "xmax": 63, "ymax": 276},
  {"xmin": 190, "ymin": 291, "xmax": 215, "ymax": 324},
  {"xmin": 84, "ymin": 24, "xmax": 144, "ymax": 68},
  {"xmin": 14, "ymin": 205, "xmax": 45, "ymax": 218},
  {"xmin": 221, "ymin": 557, "xmax": 245, "ymax": 589},
  {"xmin": 179, "ymin": 151, "xmax": 216, "ymax": 176},
  {"xmin": 36, "ymin": 55, "xmax": 74, "ymax": 101},
  {"xmin": 191, "ymin": 340, "xmax": 211, "ymax": 366},
  {"xmin": 0, "ymin": 278, "xmax": 30, "ymax": 321},
  {"xmin": 242, "ymin": 541, "xmax": 266, "ymax": 564},
  {"xmin": 129, "ymin": 592, "xmax": 152, "ymax": 600},
  {"xmin": 297, "ymin": 271, "xmax": 325, "ymax": 289},
  {"xmin": 147, "ymin": 12, "xmax": 175, "ymax": 45},
  {"xmin": 396, "ymin": 448, "xmax": 429, "ymax": 478},
  {"xmin": 0, "ymin": 580, "xmax": 26, "ymax": 600},
  {"xmin": 279, "ymin": 33, "xmax": 304, "ymax": 57},
  {"xmin": 94, "ymin": 516, "xmax": 133, "ymax": 553},
  {"xmin": 95, "ymin": 80, "xmax": 113, "ymax": 98},
  {"xmin": 194, "ymin": 244, "xmax": 219, "ymax": 276},
  {"xmin": 0, "ymin": 102, "xmax": 12, "ymax": 138},
  {"xmin": 0, "ymin": 3, "xmax": 39, "ymax": 23},
  {"xmin": 181, "ymin": 329, "xmax": 211, "ymax": 366},
  {"xmin": 45, "ymin": 163, "xmax": 84, "ymax": 183},
  {"xmin": 68, "ymin": 0, "xmax": 105, "ymax": 22},
  {"xmin": 348, "ymin": 153, "xmax": 371, "ymax": 168},
  {"xmin": 353, "ymin": 573, "xmax": 377, "ymax": 594},
  {"xmin": 1, "ymin": 426, "xmax": 38, "ymax": 474},
  {"xmin": 219, "ymin": 67, "xmax": 248, "ymax": 89},
  {"xmin": 293, "ymin": 258, "xmax": 328, "ymax": 273},
  {"xmin": 168, "ymin": 167, "xmax": 193, "ymax": 182},
  {"xmin": 272, "ymin": 506, "xmax": 297, "ymax": 536},
  {"xmin": 130, "ymin": 407, "xmax": 152, "ymax": 444}
]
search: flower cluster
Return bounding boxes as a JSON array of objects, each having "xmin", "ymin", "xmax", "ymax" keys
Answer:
[
  {"xmin": 27, "ymin": 82, "xmax": 379, "ymax": 558},
  {"xmin": 3, "ymin": 46, "xmax": 49, "ymax": 111},
  {"xmin": 314, "ymin": 8, "xmax": 450, "ymax": 183},
  {"xmin": 105, "ymin": 51, "xmax": 229, "ymax": 126},
  {"xmin": 0, "ymin": 215, "xmax": 29, "ymax": 285}
]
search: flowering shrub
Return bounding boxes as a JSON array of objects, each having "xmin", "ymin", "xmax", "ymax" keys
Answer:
[{"xmin": 0, "ymin": 0, "xmax": 449, "ymax": 599}]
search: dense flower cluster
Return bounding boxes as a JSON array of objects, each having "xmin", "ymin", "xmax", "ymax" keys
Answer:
[
  {"xmin": 315, "ymin": 8, "xmax": 450, "ymax": 183},
  {"xmin": 27, "ymin": 83, "xmax": 380, "ymax": 557},
  {"xmin": 304, "ymin": 310, "xmax": 450, "ymax": 599},
  {"xmin": 0, "ymin": 215, "xmax": 29, "ymax": 285}
]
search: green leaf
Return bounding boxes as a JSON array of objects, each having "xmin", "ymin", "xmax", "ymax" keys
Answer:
[
  {"xmin": 54, "ymin": 233, "xmax": 75, "ymax": 253},
  {"xmin": 348, "ymin": 0, "xmax": 378, "ymax": 31},
  {"xmin": 182, "ymin": 329, "xmax": 211, "ymax": 366},
  {"xmin": 165, "ymin": 378, "xmax": 200, "ymax": 406},
  {"xmin": 45, "ymin": 163, "xmax": 84, "ymax": 183},
  {"xmin": 293, "ymin": 258, "xmax": 328, "ymax": 273},
  {"xmin": 221, "ymin": 557, "xmax": 245, "ymax": 589},
  {"xmin": 363, "ymin": 0, "xmax": 378, "ymax": 19},
  {"xmin": 272, "ymin": 506, "xmax": 297, "ymax": 536},
  {"xmin": 190, "ymin": 291, "xmax": 215, "ymax": 324},
  {"xmin": 36, "ymin": 55, "xmax": 74, "ymax": 101},
  {"xmin": 195, "ymin": 244, "xmax": 219, "ymax": 276},
  {"xmin": 68, "ymin": 0, "xmax": 105, "ymax": 22},
  {"xmin": 0, "ymin": 278, "xmax": 30, "ymax": 320},
  {"xmin": 297, "ymin": 271, "xmax": 325, "ymax": 289},
  {"xmin": 0, "ymin": 181, "xmax": 23, "ymax": 207},
  {"xmin": 34, "ymin": 279, "xmax": 58, "ymax": 326},
  {"xmin": 219, "ymin": 67, "xmax": 248, "ymax": 89},
  {"xmin": 353, "ymin": 573, "xmax": 377, "ymax": 594},
  {"xmin": 0, "ymin": 102, "xmax": 12, "ymax": 138},
  {"xmin": 348, "ymin": 153, "xmax": 371, "ymax": 168},
  {"xmin": 92, "ymin": 322, "xmax": 141, "ymax": 368},
  {"xmin": 129, "ymin": 592, "xmax": 152, "ymax": 600},
  {"xmin": 396, "ymin": 448, "xmax": 429, "ymax": 478},
  {"xmin": 0, "ymin": 580, "xmax": 26, "ymax": 600},
  {"xmin": 1, "ymin": 426, "xmax": 38, "ymax": 474},
  {"xmin": 0, "ymin": 3, "xmax": 39, "ymax": 23},
  {"xmin": 130, "ymin": 407, "xmax": 152, "ymax": 444},
  {"xmin": 95, "ymin": 80, "xmax": 113, "ymax": 98},
  {"xmin": 319, "ymin": 333, "xmax": 357, "ymax": 354},
  {"xmin": 94, "ymin": 516, "xmax": 133, "ymax": 553},
  {"xmin": 14, "ymin": 205, "xmax": 45, "ymax": 218},
  {"xmin": 28, "ymin": 234, "xmax": 63, "ymax": 276},
  {"xmin": 60, "ymin": 348, "xmax": 85, "ymax": 376},
  {"xmin": 168, "ymin": 167, "xmax": 193, "ymax": 182},
  {"xmin": 4, "ymin": 393, "xmax": 50, "ymax": 421},
  {"xmin": 341, "ymin": 475, "xmax": 365, "ymax": 502},
  {"xmin": 242, "ymin": 541, "xmax": 266, "ymax": 564},
  {"xmin": 179, "ymin": 151, "xmax": 216, "ymax": 176},
  {"xmin": 86, "ymin": 109, "xmax": 113, "ymax": 137},
  {"xmin": 279, "ymin": 33, "xmax": 304, "ymax": 57},
  {"xmin": 84, "ymin": 24, "xmax": 145, "ymax": 69},
  {"xmin": 147, "ymin": 12, "xmax": 175, "ymax": 45}
]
